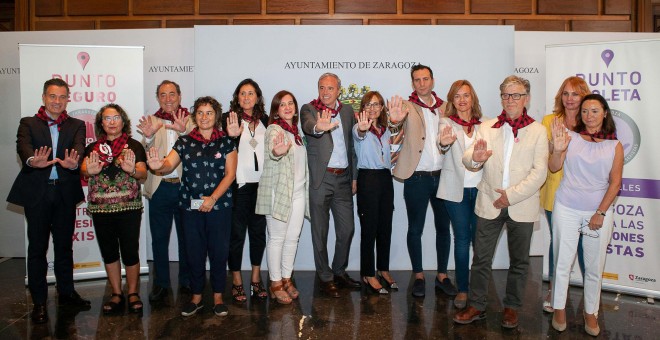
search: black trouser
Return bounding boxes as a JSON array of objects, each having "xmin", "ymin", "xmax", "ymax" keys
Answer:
[
  {"xmin": 357, "ymin": 169, "xmax": 394, "ymax": 277},
  {"xmin": 228, "ymin": 182, "xmax": 267, "ymax": 271},
  {"xmin": 92, "ymin": 210, "xmax": 142, "ymax": 266}
]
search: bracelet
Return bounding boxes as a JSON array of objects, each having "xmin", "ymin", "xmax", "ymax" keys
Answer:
[
  {"xmin": 130, "ymin": 168, "xmax": 136, "ymax": 176},
  {"xmin": 596, "ymin": 209, "xmax": 606, "ymax": 216}
]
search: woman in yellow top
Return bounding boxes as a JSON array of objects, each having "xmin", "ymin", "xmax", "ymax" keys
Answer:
[{"xmin": 539, "ymin": 76, "xmax": 590, "ymax": 312}]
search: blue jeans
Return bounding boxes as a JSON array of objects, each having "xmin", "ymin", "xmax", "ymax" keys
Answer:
[
  {"xmin": 546, "ymin": 210, "xmax": 585, "ymax": 280},
  {"xmin": 403, "ymin": 173, "xmax": 450, "ymax": 274},
  {"xmin": 444, "ymin": 187, "xmax": 478, "ymax": 293},
  {"xmin": 149, "ymin": 181, "xmax": 190, "ymax": 288}
]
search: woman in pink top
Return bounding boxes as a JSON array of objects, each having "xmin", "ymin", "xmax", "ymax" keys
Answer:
[{"xmin": 548, "ymin": 94, "xmax": 623, "ymax": 336}]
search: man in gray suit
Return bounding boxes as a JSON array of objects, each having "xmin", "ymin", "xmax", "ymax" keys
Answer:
[{"xmin": 301, "ymin": 73, "xmax": 360, "ymax": 298}]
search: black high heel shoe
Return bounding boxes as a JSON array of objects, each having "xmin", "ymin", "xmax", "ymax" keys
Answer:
[
  {"xmin": 103, "ymin": 293, "xmax": 125, "ymax": 315},
  {"xmin": 378, "ymin": 272, "xmax": 399, "ymax": 290},
  {"xmin": 363, "ymin": 277, "xmax": 388, "ymax": 295}
]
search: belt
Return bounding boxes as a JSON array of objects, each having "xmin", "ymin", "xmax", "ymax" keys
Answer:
[
  {"xmin": 412, "ymin": 170, "xmax": 441, "ymax": 177},
  {"xmin": 46, "ymin": 179, "xmax": 60, "ymax": 185},
  {"xmin": 326, "ymin": 167, "xmax": 347, "ymax": 175},
  {"xmin": 161, "ymin": 177, "xmax": 181, "ymax": 183}
]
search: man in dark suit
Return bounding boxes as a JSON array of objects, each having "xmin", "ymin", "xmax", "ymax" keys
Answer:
[
  {"xmin": 301, "ymin": 73, "xmax": 360, "ymax": 298},
  {"xmin": 7, "ymin": 78, "xmax": 90, "ymax": 324}
]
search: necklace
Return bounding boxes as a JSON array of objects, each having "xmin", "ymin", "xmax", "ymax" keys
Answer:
[{"xmin": 248, "ymin": 122, "xmax": 258, "ymax": 149}]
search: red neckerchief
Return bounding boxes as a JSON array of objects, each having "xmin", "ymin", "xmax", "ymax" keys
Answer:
[
  {"xmin": 579, "ymin": 130, "xmax": 617, "ymax": 141},
  {"xmin": 369, "ymin": 125, "xmax": 386, "ymax": 146},
  {"xmin": 35, "ymin": 106, "xmax": 69, "ymax": 131},
  {"xmin": 310, "ymin": 98, "xmax": 342, "ymax": 118},
  {"xmin": 449, "ymin": 115, "xmax": 481, "ymax": 134},
  {"xmin": 241, "ymin": 112, "xmax": 256, "ymax": 123},
  {"xmin": 408, "ymin": 91, "xmax": 444, "ymax": 115},
  {"xmin": 154, "ymin": 106, "xmax": 190, "ymax": 122},
  {"xmin": 273, "ymin": 119, "xmax": 302, "ymax": 146},
  {"xmin": 188, "ymin": 127, "xmax": 224, "ymax": 145},
  {"xmin": 93, "ymin": 133, "xmax": 129, "ymax": 168},
  {"xmin": 491, "ymin": 108, "xmax": 535, "ymax": 138}
]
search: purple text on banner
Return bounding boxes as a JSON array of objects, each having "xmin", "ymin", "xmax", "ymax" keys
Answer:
[{"xmin": 618, "ymin": 178, "xmax": 660, "ymax": 199}]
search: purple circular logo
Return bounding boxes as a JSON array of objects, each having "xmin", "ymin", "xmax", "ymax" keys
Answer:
[{"xmin": 611, "ymin": 109, "xmax": 640, "ymax": 164}]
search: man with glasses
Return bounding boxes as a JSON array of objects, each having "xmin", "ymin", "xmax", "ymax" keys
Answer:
[
  {"xmin": 453, "ymin": 75, "xmax": 548, "ymax": 328},
  {"xmin": 7, "ymin": 78, "xmax": 90, "ymax": 323},
  {"xmin": 137, "ymin": 80, "xmax": 193, "ymax": 302},
  {"xmin": 387, "ymin": 64, "xmax": 455, "ymax": 298}
]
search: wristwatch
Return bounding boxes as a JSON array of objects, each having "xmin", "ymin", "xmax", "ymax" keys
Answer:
[{"xmin": 596, "ymin": 209, "xmax": 606, "ymax": 216}]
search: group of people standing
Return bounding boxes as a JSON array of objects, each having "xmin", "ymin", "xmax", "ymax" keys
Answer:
[{"xmin": 10, "ymin": 67, "xmax": 622, "ymax": 336}]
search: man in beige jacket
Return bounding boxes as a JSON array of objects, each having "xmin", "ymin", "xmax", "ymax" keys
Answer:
[
  {"xmin": 454, "ymin": 75, "xmax": 548, "ymax": 328},
  {"xmin": 138, "ymin": 80, "xmax": 193, "ymax": 302}
]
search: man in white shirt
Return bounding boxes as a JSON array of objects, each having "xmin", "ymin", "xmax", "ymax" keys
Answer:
[{"xmin": 454, "ymin": 75, "xmax": 548, "ymax": 328}]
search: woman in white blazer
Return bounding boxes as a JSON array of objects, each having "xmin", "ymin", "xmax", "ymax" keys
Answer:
[{"xmin": 436, "ymin": 80, "xmax": 485, "ymax": 308}]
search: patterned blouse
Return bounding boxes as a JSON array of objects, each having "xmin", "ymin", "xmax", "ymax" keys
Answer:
[
  {"xmin": 174, "ymin": 135, "xmax": 236, "ymax": 211},
  {"xmin": 85, "ymin": 138, "xmax": 146, "ymax": 214}
]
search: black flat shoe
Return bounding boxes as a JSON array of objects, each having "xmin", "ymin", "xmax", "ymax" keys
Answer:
[
  {"xmin": 103, "ymin": 293, "xmax": 125, "ymax": 315},
  {"xmin": 149, "ymin": 285, "xmax": 168, "ymax": 302},
  {"xmin": 31, "ymin": 304, "xmax": 48, "ymax": 324},
  {"xmin": 127, "ymin": 293, "xmax": 143, "ymax": 313},
  {"xmin": 59, "ymin": 291, "xmax": 91, "ymax": 307}
]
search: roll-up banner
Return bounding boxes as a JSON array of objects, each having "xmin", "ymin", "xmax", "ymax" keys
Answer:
[{"xmin": 19, "ymin": 44, "xmax": 148, "ymax": 282}]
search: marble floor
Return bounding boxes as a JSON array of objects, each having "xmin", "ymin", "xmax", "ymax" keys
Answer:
[{"xmin": 0, "ymin": 257, "xmax": 656, "ymax": 339}]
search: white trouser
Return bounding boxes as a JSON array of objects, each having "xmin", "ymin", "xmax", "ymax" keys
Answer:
[
  {"xmin": 266, "ymin": 189, "xmax": 305, "ymax": 282},
  {"xmin": 551, "ymin": 201, "xmax": 613, "ymax": 314}
]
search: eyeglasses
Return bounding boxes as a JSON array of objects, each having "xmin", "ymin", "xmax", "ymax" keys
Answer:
[
  {"xmin": 579, "ymin": 222, "xmax": 600, "ymax": 238},
  {"xmin": 365, "ymin": 103, "xmax": 382, "ymax": 109},
  {"xmin": 500, "ymin": 93, "xmax": 527, "ymax": 100},
  {"xmin": 102, "ymin": 116, "xmax": 122, "ymax": 122}
]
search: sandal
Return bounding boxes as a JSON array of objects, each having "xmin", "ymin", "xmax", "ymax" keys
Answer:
[
  {"xmin": 250, "ymin": 281, "xmax": 268, "ymax": 300},
  {"xmin": 543, "ymin": 289, "xmax": 554, "ymax": 313},
  {"xmin": 127, "ymin": 293, "xmax": 143, "ymax": 313},
  {"xmin": 103, "ymin": 293, "xmax": 125, "ymax": 315},
  {"xmin": 232, "ymin": 284, "xmax": 247, "ymax": 302},
  {"xmin": 281, "ymin": 278, "xmax": 299, "ymax": 299},
  {"xmin": 269, "ymin": 283, "xmax": 292, "ymax": 304}
]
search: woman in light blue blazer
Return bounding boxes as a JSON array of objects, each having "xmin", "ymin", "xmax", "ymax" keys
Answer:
[{"xmin": 436, "ymin": 80, "xmax": 485, "ymax": 308}]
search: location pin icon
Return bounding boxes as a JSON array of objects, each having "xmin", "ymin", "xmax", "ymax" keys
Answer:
[
  {"xmin": 601, "ymin": 49, "xmax": 614, "ymax": 68},
  {"xmin": 77, "ymin": 52, "xmax": 90, "ymax": 70}
]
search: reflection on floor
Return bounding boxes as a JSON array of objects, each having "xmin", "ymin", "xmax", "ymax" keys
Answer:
[{"xmin": 0, "ymin": 257, "xmax": 656, "ymax": 339}]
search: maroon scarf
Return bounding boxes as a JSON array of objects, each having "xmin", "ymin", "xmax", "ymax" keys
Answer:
[
  {"xmin": 408, "ymin": 91, "xmax": 444, "ymax": 115},
  {"xmin": 241, "ymin": 112, "xmax": 256, "ymax": 123},
  {"xmin": 273, "ymin": 119, "xmax": 302, "ymax": 146},
  {"xmin": 491, "ymin": 108, "xmax": 535, "ymax": 138},
  {"xmin": 310, "ymin": 98, "xmax": 342, "ymax": 118},
  {"xmin": 188, "ymin": 127, "xmax": 225, "ymax": 145},
  {"xmin": 449, "ymin": 115, "xmax": 481, "ymax": 134},
  {"xmin": 579, "ymin": 130, "xmax": 617, "ymax": 141},
  {"xmin": 93, "ymin": 132, "xmax": 129, "ymax": 167},
  {"xmin": 154, "ymin": 106, "xmax": 190, "ymax": 122},
  {"xmin": 369, "ymin": 125, "xmax": 386, "ymax": 146},
  {"xmin": 35, "ymin": 106, "xmax": 69, "ymax": 131}
]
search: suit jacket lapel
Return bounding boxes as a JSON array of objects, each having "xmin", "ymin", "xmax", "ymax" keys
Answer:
[{"xmin": 451, "ymin": 120, "xmax": 466, "ymax": 153}]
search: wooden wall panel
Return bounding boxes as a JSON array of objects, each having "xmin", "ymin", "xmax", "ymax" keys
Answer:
[
  {"xmin": 267, "ymin": 0, "xmax": 328, "ymax": 14},
  {"xmin": 437, "ymin": 19, "xmax": 499, "ymax": 25},
  {"xmin": 605, "ymin": 0, "xmax": 632, "ymax": 15},
  {"xmin": 233, "ymin": 19, "xmax": 295, "ymax": 25},
  {"xmin": 166, "ymin": 19, "xmax": 228, "ymax": 28},
  {"xmin": 572, "ymin": 20, "xmax": 632, "ymax": 31},
  {"xmin": 35, "ymin": 20, "xmax": 95, "ymax": 30},
  {"xmin": 301, "ymin": 19, "xmax": 363, "ymax": 25},
  {"xmin": 403, "ymin": 0, "xmax": 464, "ymax": 14},
  {"xmin": 68, "ymin": 0, "xmax": 129, "ymax": 16},
  {"xmin": 471, "ymin": 0, "xmax": 531, "ymax": 14},
  {"xmin": 199, "ymin": 0, "xmax": 261, "ymax": 14},
  {"xmin": 369, "ymin": 19, "xmax": 432, "ymax": 25},
  {"xmin": 335, "ymin": 0, "xmax": 396, "ymax": 14},
  {"xmin": 133, "ymin": 0, "xmax": 194, "ymax": 15},
  {"xmin": 100, "ymin": 20, "xmax": 161, "ymax": 29},
  {"xmin": 505, "ymin": 19, "xmax": 566, "ymax": 31},
  {"xmin": 538, "ymin": 0, "xmax": 598, "ymax": 15},
  {"xmin": 35, "ymin": 0, "xmax": 63, "ymax": 17}
]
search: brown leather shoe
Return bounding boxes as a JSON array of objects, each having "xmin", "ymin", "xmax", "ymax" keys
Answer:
[
  {"xmin": 453, "ymin": 306, "xmax": 486, "ymax": 324},
  {"xmin": 501, "ymin": 307, "xmax": 519, "ymax": 328},
  {"xmin": 319, "ymin": 280, "xmax": 341, "ymax": 298}
]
